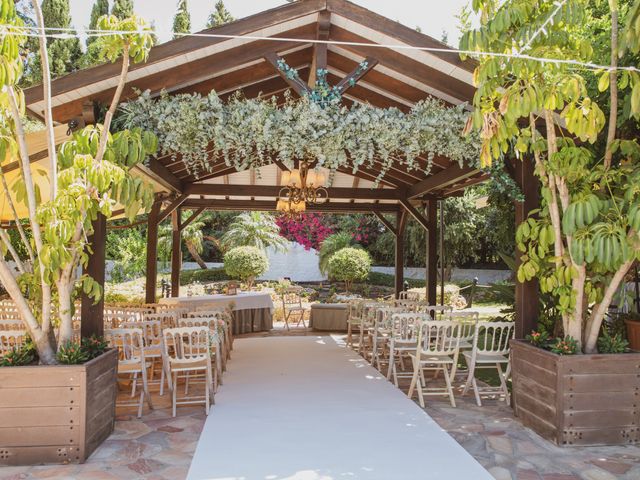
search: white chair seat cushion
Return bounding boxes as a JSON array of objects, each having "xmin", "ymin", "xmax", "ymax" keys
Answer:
[{"xmin": 463, "ymin": 351, "xmax": 509, "ymax": 363}]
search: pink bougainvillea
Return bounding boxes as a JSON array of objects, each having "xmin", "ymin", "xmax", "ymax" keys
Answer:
[{"xmin": 276, "ymin": 213, "xmax": 335, "ymax": 250}]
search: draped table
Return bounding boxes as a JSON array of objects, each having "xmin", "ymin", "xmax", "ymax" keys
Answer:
[{"xmin": 159, "ymin": 292, "xmax": 274, "ymax": 334}]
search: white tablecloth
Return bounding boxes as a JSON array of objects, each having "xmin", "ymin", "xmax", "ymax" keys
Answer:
[{"xmin": 159, "ymin": 292, "xmax": 275, "ymax": 312}]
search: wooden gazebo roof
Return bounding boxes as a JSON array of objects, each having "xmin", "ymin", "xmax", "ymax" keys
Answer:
[{"xmin": 24, "ymin": 0, "xmax": 484, "ymax": 214}]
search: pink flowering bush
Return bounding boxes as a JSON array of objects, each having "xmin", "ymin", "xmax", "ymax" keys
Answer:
[{"xmin": 276, "ymin": 213, "xmax": 334, "ymax": 250}]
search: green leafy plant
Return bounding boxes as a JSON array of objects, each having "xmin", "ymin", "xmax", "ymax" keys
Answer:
[
  {"xmin": 327, "ymin": 247, "xmax": 372, "ymax": 292},
  {"xmin": 180, "ymin": 267, "xmax": 229, "ymax": 285},
  {"xmin": 56, "ymin": 340, "xmax": 89, "ymax": 365},
  {"xmin": 526, "ymin": 330, "xmax": 550, "ymax": 348},
  {"xmin": 118, "ymin": 89, "xmax": 480, "ymax": 182},
  {"xmin": 221, "ymin": 212, "xmax": 288, "ymax": 253},
  {"xmin": 597, "ymin": 328, "xmax": 629, "ymax": 354},
  {"xmin": 463, "ymin": 0, "xmax": 640, "ymax": 353},
  {"xmin": 0, "ymin": 3, "xmax": 156, "ymax": 364},
  {"xmin": 223, "ymin": 246, "xmax": 269, "ymax": 289},
  {"xmin": 550, "ymin": 336, "xmax": 579, "ymax": 356},
  {"xmin": 81, "ymin": 335, "xmax": 109, "ymax": 360},
  {"xmin": 0, "ymin": 343, "xmax": 36, "ymax": 367},
  {"xmin": 318, "ymin": 232, "xmax": 353, "ymax": 275}
]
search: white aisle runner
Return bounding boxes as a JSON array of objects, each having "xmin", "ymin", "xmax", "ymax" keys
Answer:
[{"xmin": 187, "ymin": 335, "xmax": 492, "ymax": 480}]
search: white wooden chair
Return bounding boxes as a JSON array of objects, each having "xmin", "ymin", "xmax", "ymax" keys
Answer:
[
  {"xmin": 121, "ymin": 319, "xmax": 172, "ymax": 396},
  {"xmin": 370, "ymin": 306, "xmax": 405, "ymax": 370},
  {"xmin": 358, "ymin": 302, "xmax": 389, "ymax": 356},
  {"xmin": 415, "ymin": 303, "xmax": 453, "ymax": 319},
  {"xmin": 346, "ymin": 299, "xmax": 364, "ymax": 348},
  {"xmin": 408, "ymin": 320, "xmax": 461, "ymax": 407},
  {"xmin": 0, "ymin": 330, "xmax": 27, "ymax": 356},
  {"xmin": 0, "ymin": 319, "xmax": 25, "ymax": 331},
  {"xmin": 105, "ymin": 328, "xmax": 154, "ymax": 418},
  {"xmin": 144, "ymin": 311, "xmax": 180, "ymax": 329},
  {"xmin": 177, "ymin": 317, "xmax": 221, "ymax": 389},
  {"xmin": 280, "ymin": 287, "xmax": 308, "ymax": 330},
  {"xmin": 387, "ymin": 313, "xmax": 425, "ymax": 386},
  {"xmin": 462, "ymin": 321, "xmax": 515, "ymax": 406},
  {"xmin": 188, "ymin": 309, "xmax": 231, "ymax": 366},
  {"xmin": 163, "ymin": 326, "xmax": 214, "ymax": 417}
]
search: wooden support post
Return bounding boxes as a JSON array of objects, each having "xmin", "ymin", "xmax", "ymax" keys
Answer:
[
  {"xmin": 439, "ymin": 199, "xmax": 445, "ymax": 305},
  {"xmin": 425, "ymin": 201, "xmax": 437, "ymax": 306},
  {"xmin": 513, "ymin": 157, "xmax": 540, "ymax": 338},
  {"xmin": 170, "ymin": 209, "xmax": 181, "ymax": 298},
  {"xmin": 145, "ymin": 201, "xmax": 161, "ymax": 304},
  {"xmin": 81, "ymin": 213, "xmax": 106, "ymax": 338},
  {"xmin": 394, "ymin": 209, "xmax": 407, "ymax": 298}
]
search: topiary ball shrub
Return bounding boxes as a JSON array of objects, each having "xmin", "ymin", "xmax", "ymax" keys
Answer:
[
  {"xmin": 223, "ymin": 246, "xmax": 269, "ymax": 290},
  {"xmin": 327, "ymin": 247, "xmax": 372, "ymax": 292}
]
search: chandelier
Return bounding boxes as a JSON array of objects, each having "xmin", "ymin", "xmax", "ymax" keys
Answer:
[{"xmin": 276, "ymin": 162, "xmax": 329, "ymax": 219}]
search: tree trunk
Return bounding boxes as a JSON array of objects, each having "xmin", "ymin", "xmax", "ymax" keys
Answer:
[
  {"xmin": 186, "ymin": 241, "xmax": 208, "ymax": 269},
  {"xmin": 56, "ymin": 280, "xmax": 74, "ymax": 347}
]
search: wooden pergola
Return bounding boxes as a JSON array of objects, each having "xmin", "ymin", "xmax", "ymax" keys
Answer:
[{"xmin": 23, "ymin": 0, "xmax": 538, "ymax": 338}]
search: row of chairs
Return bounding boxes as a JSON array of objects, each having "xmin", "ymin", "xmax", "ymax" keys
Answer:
[
  {"xmin": 346, "ymin": 297, "xmax": 515, "ymax": 408},
  {"xmin": 0, "ymin": 301, "xmax": 236, "ymax": 418}
]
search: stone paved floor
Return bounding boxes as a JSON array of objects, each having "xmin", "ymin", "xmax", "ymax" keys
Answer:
[
  {"xmin": 3, "ymin": 332, "xmax": 640, "ymax": 480},
  {"xmin": 0, "ymin": 386, "xmax": 207, "ymax": 480}
]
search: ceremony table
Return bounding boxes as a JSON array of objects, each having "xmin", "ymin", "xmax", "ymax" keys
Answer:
[{"xmin": 159, "ymin": 292, "xmax": 274, "ymax": 334}]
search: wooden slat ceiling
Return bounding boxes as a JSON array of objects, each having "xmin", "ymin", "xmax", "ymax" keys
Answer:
[{"xmin": 24, "ymin": 0, "xmax": 485, "ymax": 202}]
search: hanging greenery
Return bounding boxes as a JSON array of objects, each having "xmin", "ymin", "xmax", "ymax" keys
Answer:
[{"xmin": 117, "ymin": 89, "xmax": 480, "ymax": 182}]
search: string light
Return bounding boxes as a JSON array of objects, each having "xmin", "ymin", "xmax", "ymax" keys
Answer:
[{"xmin": 1, "ymin": 23, "xmax": 639, "ymax": 75}]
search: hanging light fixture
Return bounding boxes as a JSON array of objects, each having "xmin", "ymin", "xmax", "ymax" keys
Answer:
[{"xmin": 276, "ymin": 161, "xmax": 328, "ymax": 219}]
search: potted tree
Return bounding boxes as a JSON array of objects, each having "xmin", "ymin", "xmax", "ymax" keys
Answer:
[
  {"xmin": 463, "ymin": 0, "xmax": 640, "ymax": 445},
  {"xmin": 0, "ymin": 1, "xmax": 156, "ymax": 465}
]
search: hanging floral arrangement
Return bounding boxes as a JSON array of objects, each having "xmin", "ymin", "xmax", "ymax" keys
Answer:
[{"xmin": 117, "ymin": 89, "xmax": 480, "ymax": 182}]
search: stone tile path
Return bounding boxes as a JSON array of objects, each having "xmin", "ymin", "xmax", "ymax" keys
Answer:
[
  {"xmin": 0, "ymin": 391, "xmax": 207, "ymax": 480},
  {"xmin": 3, "ymin": 332, "xmax": 640, "ymax": 480}
]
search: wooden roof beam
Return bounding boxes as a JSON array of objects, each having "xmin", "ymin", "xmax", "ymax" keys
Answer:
[
  {"xmin": 373, "ymin": 211, "xmax": 397, "ymax": 235},
  {"xmin": 264, "ymin": 52, "xmax": 312, "ymax": 97},
  {"xmin": 407, "ymin": 164, "xmax": 479, "ymax": 199},
  {"xmin": 308, "ymin": 10, "xmax": 331, "ymax": 88},
  {"xmin": 335, "ymin": 56, "xmax": 378, "ymax": 95},
  {"xmin": 182, "ymin": 198, "xmax": 400, "ymax": 213},
  {"xmin": 179, "ymin": 207, "xmax": 205, "ymax": 232},
  {"xmin": 399, "ymin": 199, "xmax": 429, "ymax": 230},
  {"xmin": 183, "ymin": 183, "xmax": 403, "ymax": 200},
  {"xmin": 156, "ymin": 194, "xmax": 189, "ymax": 225},
  {"xmin": 136, "ymin": 158, "xmax": 184, "ymax": 193}
]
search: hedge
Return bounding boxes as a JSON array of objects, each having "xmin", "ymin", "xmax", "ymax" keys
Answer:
[{"xmin": 180, "ymin": 267, "xmax": 229, "ymax": 285}]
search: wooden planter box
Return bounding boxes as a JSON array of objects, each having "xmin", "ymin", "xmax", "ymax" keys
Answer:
[
  {"xmin": 511, "ymin": 339, "xmax": 640, "ymax": 446},
  {"xmin": 0, "ymin": 348, "xmax": 118, "ymax": 465}
]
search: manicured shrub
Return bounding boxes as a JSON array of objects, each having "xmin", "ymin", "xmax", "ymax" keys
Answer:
[
  {"xmin": 223, "ymin": 246, "xmax": 269, "ymax": 289},
  {"xmin": 327, "ymin": 247, "xmax": 371, "ymax": 291},
  {"xmin": 180, "ymin": 267, "xmax": 229, "ymax": 285}
]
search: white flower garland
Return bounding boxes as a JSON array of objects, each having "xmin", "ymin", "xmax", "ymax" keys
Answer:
[{"xmin": 118, "ymin": 89, "xmax": 480, "ymax": 182}]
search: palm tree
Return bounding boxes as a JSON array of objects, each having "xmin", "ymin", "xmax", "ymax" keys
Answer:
[
  {"xmin": 159, "ymin": 214, "xmax": 211, "ymax": 269},
  {"xmin": 318, "ymin": 232, "xmax": 353, "ymax": 275},
  {"xmin": 221, "ymin": 211, "xmax": 288, "ymax": 252}
]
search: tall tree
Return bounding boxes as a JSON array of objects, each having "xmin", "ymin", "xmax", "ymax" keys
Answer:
[
  {"xmin": 207, "ymin": 0, "xmax": 234, "ymax": 28},
  {"xmin": 172, "ymin": 0, "xmax": 191, "ymax": 40},
  {"xmin": 111, "ymin": 0, "xmax": 134, "ymax": 19},
  {"xmin": 24, "ymin": 0, "xmax": 82, "ymax": 85},
  {"xmin": 80, "ymin": 0, "xmax": 110, "ymax": 67},
  {"xmin": 86, "ymin": 0, "xmax": 109, "ymax": 47}
]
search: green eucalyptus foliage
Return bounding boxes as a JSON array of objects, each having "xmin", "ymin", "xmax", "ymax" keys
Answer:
[
  {"xmin": 207, "ymin": 0, "xmax": 235, "ymax": 28},
  {"xmin": 173, "ymin": 0, "xmax": 191, "ymax": 39},
  {"xmin": 117, "ymin": 90, "xmax": 480, "ymax": 182}
]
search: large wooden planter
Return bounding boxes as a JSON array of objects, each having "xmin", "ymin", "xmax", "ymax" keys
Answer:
[
  {"xmin": 0, "ymin": 348, "xmax": 118, "ymax": 465},
  {"xmin": 511, "ymin": 339, "xmax": 640, "ymax": 446}
]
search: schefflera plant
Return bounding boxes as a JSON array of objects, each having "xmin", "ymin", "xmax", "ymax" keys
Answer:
[
  {"xmin": 0, "ymin": 2, "xmax": 157, "ymax": 364},
  {"xmin": 461, "ymin": 0, "xmax": 640, "ymax": 353}
]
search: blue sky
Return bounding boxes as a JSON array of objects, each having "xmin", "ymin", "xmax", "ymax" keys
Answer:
[{"xmin": 69, "ymin": 1, "xmax": 471, "ymax": 46}]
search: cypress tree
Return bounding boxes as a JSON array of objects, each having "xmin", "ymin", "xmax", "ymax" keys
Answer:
[
  {"xmin": 86, "ymin": 0, "xmax": 109, "ymax": 47},
  {"xmin": 207, "ymin": 0, "xmax": 234, "ymax": 28},
  {"xmin": 172, "ymin": 0, "xmax": 191, "ymax": 40},
  {"xmin": 25, "ymin": 0, "xmax": 82, "ymax": 85},
  {"xmin": 111, "ymin": 0, "xmax": 134, "ymax": 20}
]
